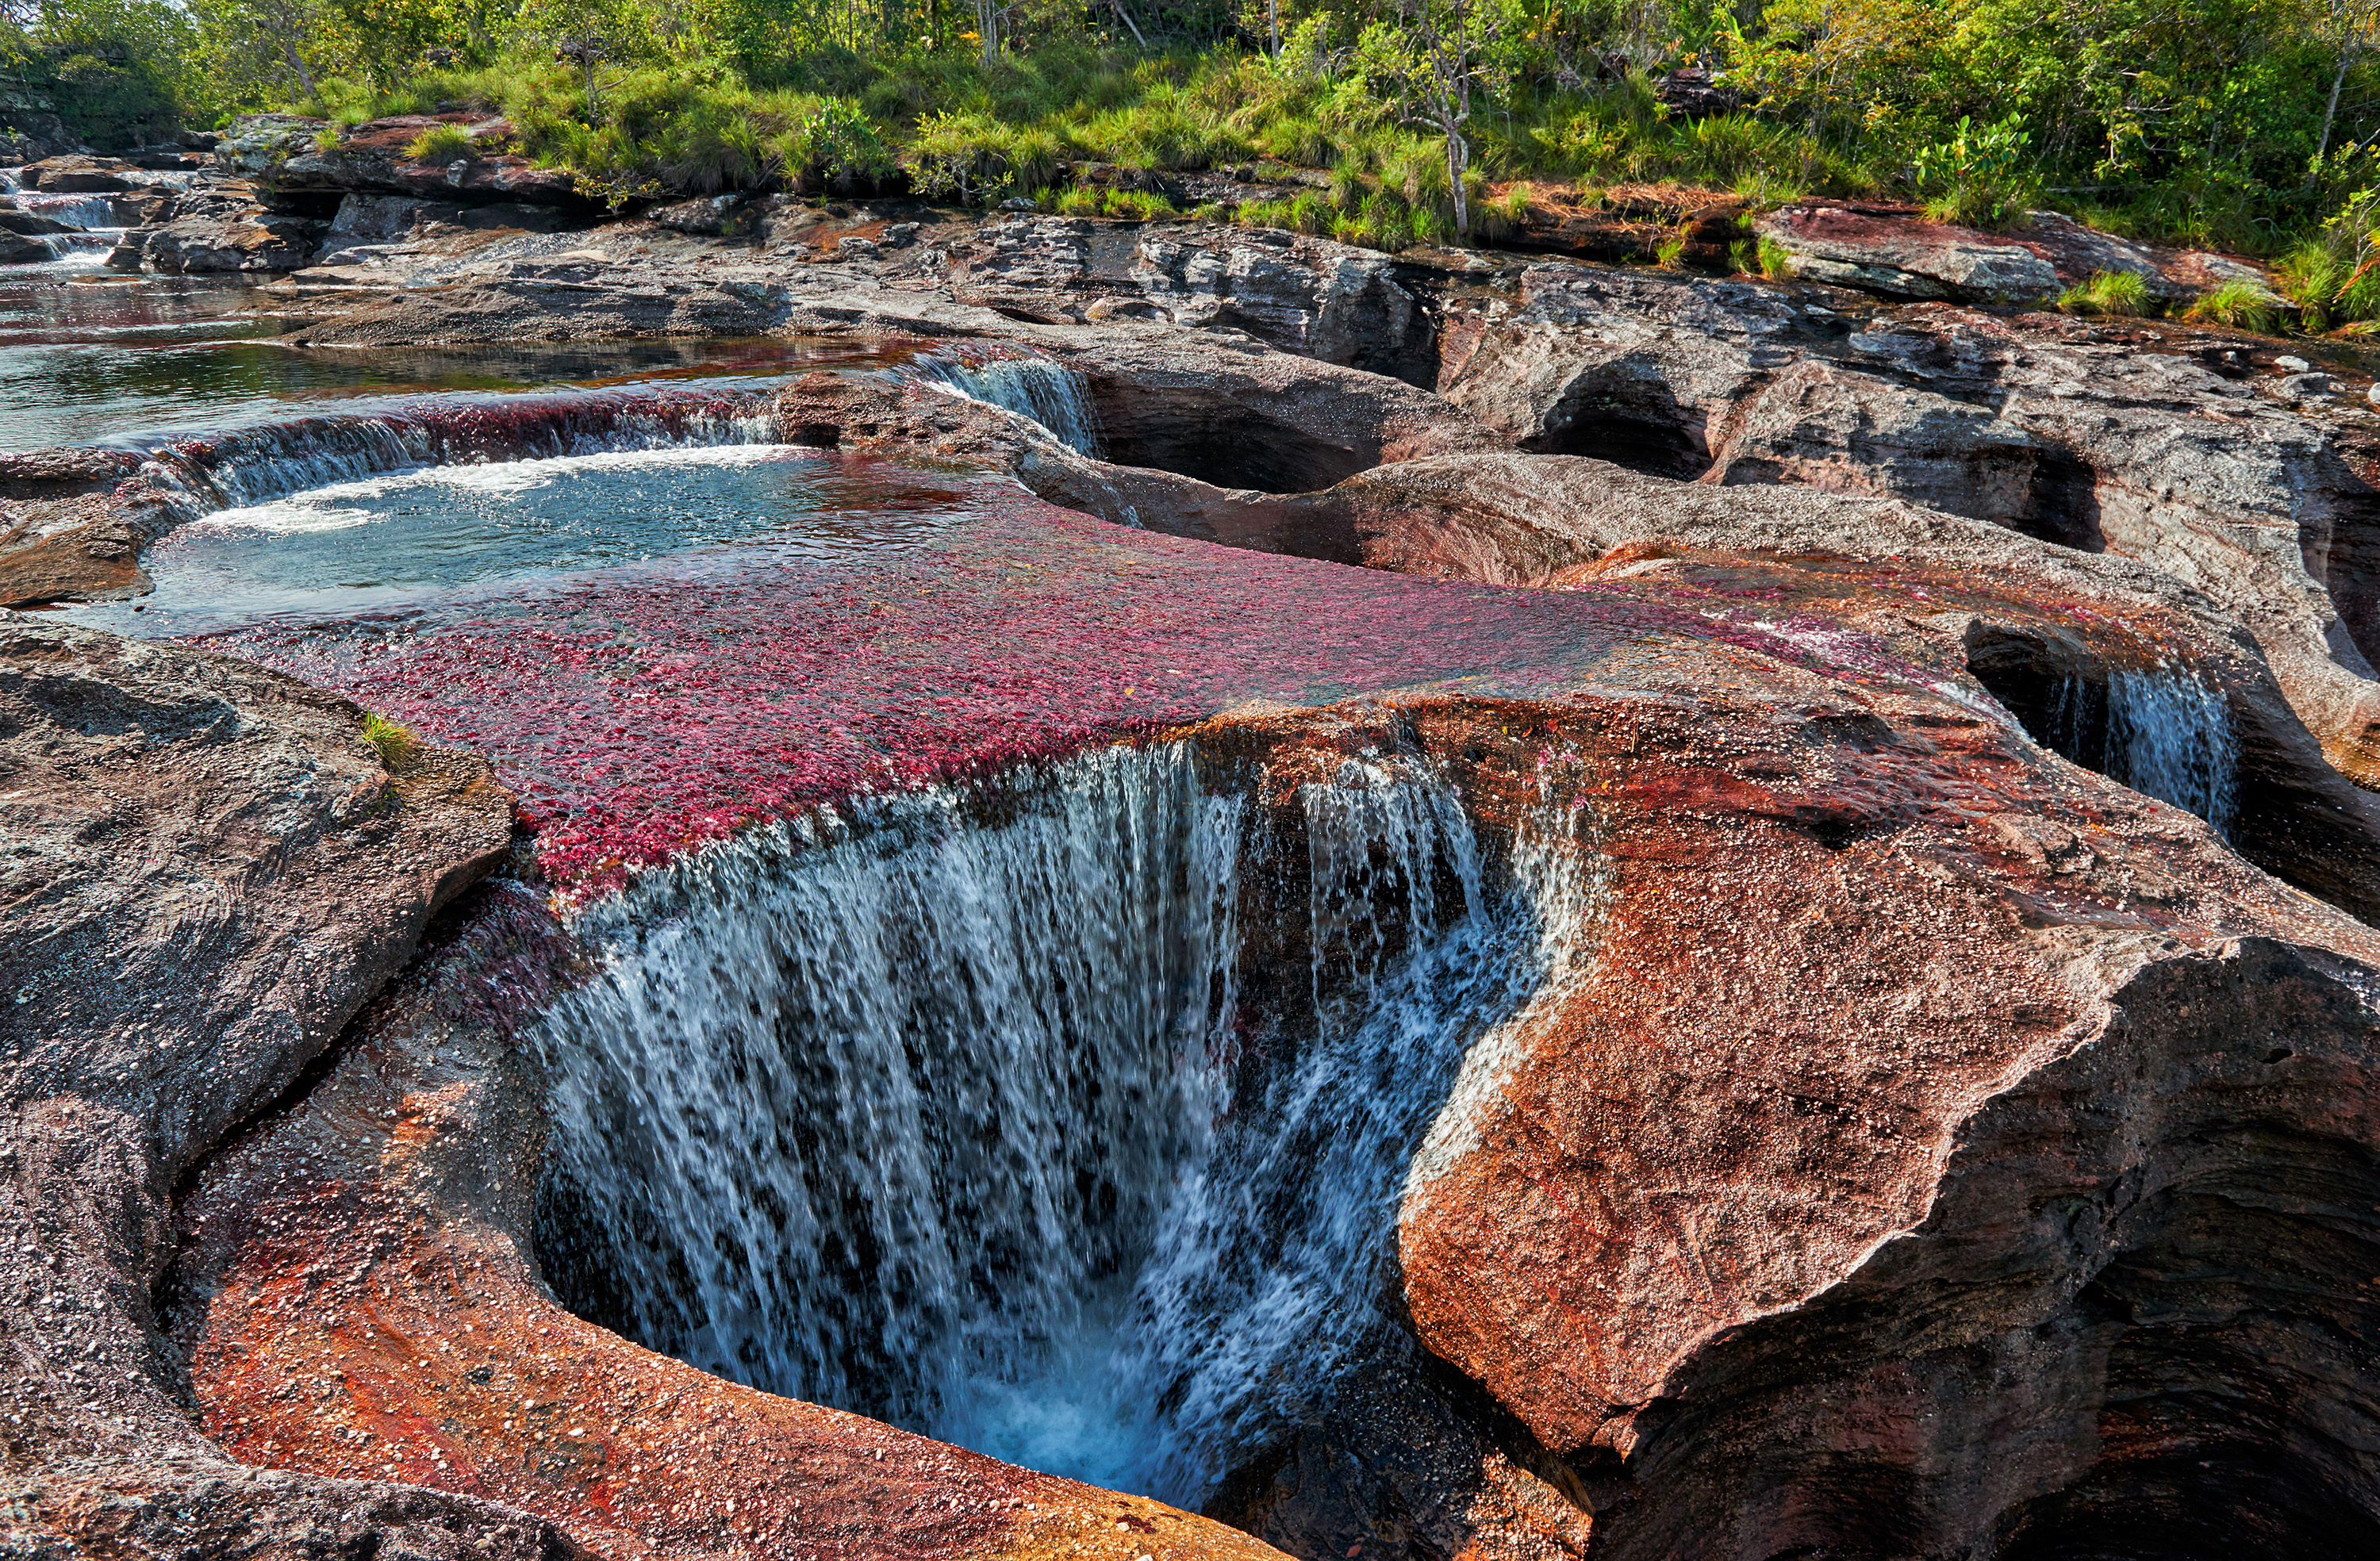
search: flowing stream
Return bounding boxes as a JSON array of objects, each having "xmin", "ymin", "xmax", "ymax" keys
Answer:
[{"xmin": 534, "ymin": 742, "xmax": 1595, "ymax": 1502}]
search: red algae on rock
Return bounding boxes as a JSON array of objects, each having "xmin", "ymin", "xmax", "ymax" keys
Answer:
[{"xmin": 206, "ymin": 474, "xmax": 1944, "ymax": 902}]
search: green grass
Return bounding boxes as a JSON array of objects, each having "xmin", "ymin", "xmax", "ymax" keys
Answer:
[
  {"xmin": 362, "ymin": 712, "xmax": 422, "ymax": 770},
  {"xmin": 1051, "ymin": 184, "xmax": 1179, "ymax": 220},
  {"xmin": 405, "ymin": 123, "xmax": 474, "ymax": 162},
  {"xmin": 2058, "ymin": 269, "xmax": 2154, "ymax": 317},
  {"xmin": 2185, "ymin": 278, "xmax": 2284, "ymax": 334}
]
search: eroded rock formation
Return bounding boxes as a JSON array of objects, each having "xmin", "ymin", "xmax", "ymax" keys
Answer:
[{"xmin": 12, "ymin": 197, "xmax": 2380, "ymax": 1561}]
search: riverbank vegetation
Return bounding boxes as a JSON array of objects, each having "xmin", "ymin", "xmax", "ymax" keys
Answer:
[{"xmin": 11, "ymin": 0, "xmax": 2380, "ymax": 305}]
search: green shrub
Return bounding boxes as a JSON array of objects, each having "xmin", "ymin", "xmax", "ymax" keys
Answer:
[
  {"xmin": 1913, "ymin": 113, "xmax": 2040, "ymax": 230},
  {"xmin": 405, "ymin": 123, "xmax": 474, "ymax": 163},
  {"xmin": 770, "ymin": 96, "xmax": 896, "ymax": 192},
  {"xmin": 1756, "ymin": 234, "xmax": 1795, "ymax": 278},
  {"xmin": 907, "ymin": 110, "xmax": 1070, "ymax": 203},
  {"xmin": 1655, "ymin": 234, "xmax": 1687, "ymax": 267}
]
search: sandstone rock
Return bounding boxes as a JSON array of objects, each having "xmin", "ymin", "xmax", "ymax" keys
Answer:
[
  {"xmin": 1129, "ymin": 225, "xmax": 1436, "ymax": 383},
  {"xmin": 0, "ymin": 618, "xmax": 526, "ymax": 1555},
  {"xmin": 145, "ymin": 210, "xmax": 324, "ymax": 273},
  {"xmin": 221, "ymin": 114, "xmax": 583, "ymax": 213},
  {"xmin": 651, "ymin": 192, "xmax": 754, "ymax": 235},
  {"xmin": 20, "ymin": 155, "xmax": 133, "ymax": 193},
  {"xmin": 209, "ymin": 111, "xmax": 332, "ymax": 179},
  {"xmin": 1439, "ymin": 263, "xmax": 2380, "ymax": 788},
  {"xmin": 1398, "ymin": 691, "xmax": 2380, "ymax": 1556},
  {"xmin": 0, "ymin": 232, "xmax": 51, "ymax": 264},
  {"xmin": 0, "ymin": 207, "xmax": 71, "ymax": 236},
  {"xmin": 1756, "ymin": 203, "xmax": 2063, "ymax": 304}
]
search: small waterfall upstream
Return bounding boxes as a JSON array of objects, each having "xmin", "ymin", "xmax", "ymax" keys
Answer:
[
  {"xmin": 536, "ymin": 743, "xmax": 1595, "ymax": 1502},
  {"xmin": 903, "ymin": 351, "xmax": 1102, "ymax": 458},
  {"xmin": 2036, "ymin": 668, "xmax": 2239, "ymax": 836},
  {"xmin": 130, "ymin": 387, "xmax": 785, "ymax": 524},
  {"xmin": 5, "ymin": 186, "xmax": 132, "ymax": 261}
]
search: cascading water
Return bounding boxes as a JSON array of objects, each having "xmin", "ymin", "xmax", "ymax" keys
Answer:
[
  {"xmin": 132, "ymin": 386, "xmax": 785, "ymax": 524},
  {"xmin": 536, "ymin": 742, "xmax": 1595, "ymax": 1502},
  {"xmin": 903, "ymin": 351, "xmax": 1102, "ymax": 458},
  {"xmin": 8, "ymin": 189, "xmax": 129, "ymax": 261},
  {"xmin": 2036, "ymin": 667, "xmax": 2239, "ymax": 836}
]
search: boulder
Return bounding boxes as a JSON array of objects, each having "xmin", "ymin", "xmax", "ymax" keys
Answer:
[
  {"xmin": 0, "ymin": 232, "xmax": 52, "ymax": 265},
  {"xmin": 210, "ymin": 112, "xmax": 331, "ymax": 179},
  {"xmin": 145, "ymin": 209, "xmax": 323, "ymax": 273},
  {"xmin": 0, "ymin": 618, "xmax": 533, "ymax": 1557},
  {"xmin": 1397, "ymin": 684, "xmax": 2380, "ymax": 1559},
  {"xmin": 19, "ymin": 155, "xmax": 133, "ymax": 194},
  {"xmin": 1754, "ymin": 203, "xmax": 2064, "ymax": 304}
]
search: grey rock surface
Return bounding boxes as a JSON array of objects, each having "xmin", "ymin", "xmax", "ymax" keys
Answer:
[{"xmin": 0, "ymin": 618, "xmax": 535, "ymax": 1556}]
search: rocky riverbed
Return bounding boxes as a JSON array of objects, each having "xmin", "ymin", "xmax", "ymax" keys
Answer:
[{"xmin": 10, "ymin": 114, "xmax": 2380, "ymax": 1561}]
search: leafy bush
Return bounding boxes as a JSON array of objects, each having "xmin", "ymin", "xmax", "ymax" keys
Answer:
[
  {"xmin": 906, "ymin": 109, "xmax": 1070, "ymax": 202},
  {"xmin": 1756, "ymin": 234, "xmax": 1795, "ymax": 278},
  {"xmin": 772, "ymin": 96, "xmax": 896, "ymax": 192},
  {"xmin": 1914, "ymin": 114, "xmax": 2040, "ymax": 231}
]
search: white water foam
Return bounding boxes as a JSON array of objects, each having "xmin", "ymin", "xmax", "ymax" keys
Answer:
[
  {"xmin": 136, "ymin": 393, "xmax": 785, "ymax": 525},
  {"xmin": 904, "ymin": 352, "xmax": 1102, "ymax": 458},
  {"xmin": 534, "ymin": 742, "xmax": 1596, "ymax": 1503},
  {"xmin": 189, "ymin": 443, "xmax": 820, "ymax": 535}
]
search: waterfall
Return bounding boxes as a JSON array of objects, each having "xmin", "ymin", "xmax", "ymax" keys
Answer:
[
  {"xmin": 129, "ymin": 386, "xmax": 785, "ymax": 524},
  {"xmin": 2037, "ymin": 668, "xmax": 2238, "ymax": 836},
  {"xmin": 904, "ymin": 351, "xmax": 1102, "ymax": 458},
  {"xmin": 535, "ymin": 742, "xmax": 1593, "ymax": 1503}
]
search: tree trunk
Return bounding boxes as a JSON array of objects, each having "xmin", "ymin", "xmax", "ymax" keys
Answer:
[
  {"xmin": 279, "ymin": 36, "xmax": 317, "ymax": 97},
  {"xmin": 1269, "ymin": 0, "xmax": 1279, "ymax": 56},
  {"xmin": 2314, "ymin": 24, "xmax": 2361, "ymax": 187},
  {"xmin": 1445, "ymin": 125, "xmax": 1468, "ymax": 236}
]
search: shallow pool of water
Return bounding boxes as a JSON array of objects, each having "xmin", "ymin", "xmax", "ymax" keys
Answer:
[
  {"xmin": 0, "ymin": 269, "xmax": 899, "ymax": 451},
  {"xmin": 63, "ymin": 445, "xmax": 983, "ymax": 635}
]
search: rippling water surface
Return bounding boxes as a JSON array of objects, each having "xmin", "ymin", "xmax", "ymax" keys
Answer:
[{"xmin": 0, "ymin": 268, "xmax": 892, "ymax": 451}]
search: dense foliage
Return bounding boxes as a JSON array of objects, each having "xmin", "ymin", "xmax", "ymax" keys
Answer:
[{"xmin": 10, "ymin": 0, "xmax": 2380, "ymax": 301}]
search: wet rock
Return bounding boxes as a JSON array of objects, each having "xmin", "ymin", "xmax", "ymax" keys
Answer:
[
  {"xmin": 0, "ymin": 232, "xmax": 51, "ymax": 265},
  {"xmin": 19, "ymin": 155, "xmax": 134, "ymax": 194},
  {"xmin": 0, "ymin": 208, "xmax": 72, "ymax": 237},
  {"xmin": 0, "ymin": 617, "xmax": 522, "ymax": 1555},
  {"xmin": 1755, "ymin": 203, "xmax": 2064, "ymax": 304}
]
